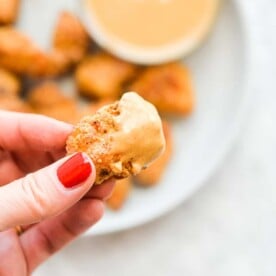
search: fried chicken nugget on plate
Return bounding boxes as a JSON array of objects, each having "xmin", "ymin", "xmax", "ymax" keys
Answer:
[
  {"xmin": 0, "ymin": 0, "xmax": 20, "ymax": 25},
  {"xmin": 37, "ymin": 99, "xmax": 79, "ymax": 124},
  {"xmin": 27, "ymin": 82, "xmax": 70, "ymax": 109},
  {"xmin": 27, "ymin": 82, "xmax": 79, "ymax": 123},
  {"xmin": 0, "ymin": 96, "xmax": 32, "ymax": 113},
  {"xmin": 75, "ymin": 53, "xmax": 137, "ymax": 99},
  {"xmin": 129, "ymin": 63, "xmax": 195, "ymax": 115},
  {"xmin": 107, "ymin": 177, "xmax": 132, "ymax": 210},
  {"xmin": 0, "ymin": 27, "xmax": 68, "ymax": 77},
  {"xmin": 53, "ymin": 11, "xmax": 90, "ymax": 64},
  {"xmin": 0, "ymin": 68, "xmax": 20, "ymax": 97}
]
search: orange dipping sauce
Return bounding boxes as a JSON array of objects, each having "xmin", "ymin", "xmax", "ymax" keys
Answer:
[{"xmin": 86, "ymin": 0, "xmax": 219, "ymax": 48}]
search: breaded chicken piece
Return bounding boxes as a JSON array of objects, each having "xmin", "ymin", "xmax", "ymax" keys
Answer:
[
  {"xmin": 27, "ymin": 82, "xmax": 78, "ymax": 123},
  {"xmin": 136, "ymin": 121, "xmax": 173, "ymax": 186},
  {"xmin": 42, "ymin": 50, "xmax": 69, "ymax": 77},
  {"xmin": 27, "ymin": 82, "xmax": 69, "ymax": 109},
  {"xmin": 129, "ymin": 63, "xmax": 194, "ymax": 115},
  {"xmin": 107, "ymin": 177, "xmax": 132, "ymax": 210},
  {"xmin": 0, "ymin": 68, "xmax": 20, "ymax": 97},
  {"xmin": 0, "ymin": 96, "xmax": 32, "ymax": 113},
  {"xmin": 66, "ymin": 92, "xmax": 165, "ymax": 184},
  {"xmin": 53, "ymin": 11, "xmax": 90, "ymax": 64},
  {"xmin": 37, "ymin": 99, "xmax": 79, "ymax": 124},
  {"xmin": 0, "ymin": 27, "xmax": 68, "ymax": 77},
  {"xmin": 0, "ymin": 0, "xmax": 20, "ymax": 25},
  {"xmin": 75, "ymin": 53, "xmax": 137, "ymax": 99}
]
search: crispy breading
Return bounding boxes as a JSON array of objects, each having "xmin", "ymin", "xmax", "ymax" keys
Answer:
[
  {"xmin": 75, "ymin": 53, "xmax": 137, "ymax": 99},
  {"xmin": 53, "ymin": 11, "xmax": 90, "ymax": 64},
  {"xmin": 0, "ymin": 68, "xmax": 20, "ymax": 97},
  {"xmin": 107, "ymin": 178, "xmax": 132, "ymax": 210},
  {"xmin": 66, "ymin": 93, "xmax": 165, "ymax": 185},
  {"xmin": 129, "ymin": 63, "xmax": 194, "ymax": 115},
  {"xmin": 0, "ymin": 27, "xmax": 68, "ymax": 77},
  {"xmin": 0, "ymin": 0, "xmax": 20, "ymax": 25},
  {"xmin": 135, "ymin": 121, "xmax": 173, "ymax": 186}
]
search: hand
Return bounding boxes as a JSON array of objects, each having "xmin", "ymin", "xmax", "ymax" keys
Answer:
[{"xmin": 0, "ymin": 111, "xmax": 115, "ymax": 275}]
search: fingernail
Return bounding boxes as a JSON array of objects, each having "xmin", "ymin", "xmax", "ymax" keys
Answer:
[{"xmin": 57, "ymin": 153, "xmax": 92, "ymax": 188}]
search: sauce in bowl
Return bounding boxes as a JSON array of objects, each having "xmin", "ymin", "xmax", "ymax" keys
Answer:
[{"xmin": 83, "ymin": 0, "xmax": 220, "ymax": 64}]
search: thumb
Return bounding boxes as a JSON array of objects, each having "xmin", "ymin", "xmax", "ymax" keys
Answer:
[{"xmin": 0, "ymin": 153, "xmax": 95, "ymax": 231}]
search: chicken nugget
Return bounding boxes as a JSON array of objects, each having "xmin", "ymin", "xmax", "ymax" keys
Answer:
[
  {"xmin": 107, "ymin": 177, "xmax": 132, "ymax": 210},
  {"xmin": 0, "ymin": 27, "xmax": 68, "ymax": 77},
  {"xmin": 39, "ymin": 49, "xmax": 69, "ymax": 77},
  {"xmin": 27, "ymin": 82, "xmax": 69, "ymax": 109},
  {"xmin": 53, "ymin": 11, "xmax": 90, "ymax": 64},
  {"xmin": 75, "ymin": 53, "xmax": 137, "ymax": 99},
  {"xmin": 0, "ymin": 0, "xmax": 20, "ymax": 25},
  {"xmin": 0, "ymin": 96, "xmax": 32, "ymax": 113},
  {"xmin": 0, "ymin": 68, "xmax": 20, "ymax": 97},
  {"xmin": 66, "ymin": 92, "xmax": 165, "ymax": 184},
  {"xmin": 129, "ymin": 63, "xmax": 194, "ymax": 115},
  {"xmin": 27, "ymin": 82, "xmax": 78, "ymax": 123},
  {"xmin": 37, "ymin": 99, "xmax": 79, "ymax": 124},
  {"xmin": 135, "ymin": 121, "xmax": 173, "ymax": 186}
]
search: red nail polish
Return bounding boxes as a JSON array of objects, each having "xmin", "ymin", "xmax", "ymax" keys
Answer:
[{"xmin": 57, "ymin": 153, "xmax": 92, "ymax": 188}]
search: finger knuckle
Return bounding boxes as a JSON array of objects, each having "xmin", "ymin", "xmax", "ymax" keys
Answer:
[{"xmin": 21, "ymin": 173, "xmax": 55, "ymax": 221}]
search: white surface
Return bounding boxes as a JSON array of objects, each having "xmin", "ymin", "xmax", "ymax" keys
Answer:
[
  {"xmin": 80, "ymin": 0, "xmax": 220, "ymax": 64},
  {"xmin": 33, "ymin": 0, "xmax": 276, "ymax": 275}
]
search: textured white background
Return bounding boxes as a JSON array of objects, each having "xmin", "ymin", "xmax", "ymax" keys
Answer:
[{"xmin": 35, "ymin": 0, "xmax": 276, "ymax": 275}]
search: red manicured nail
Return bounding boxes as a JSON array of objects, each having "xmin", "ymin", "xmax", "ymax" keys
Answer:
[{"xmin": 57, "ymin": 153, "xmax": 92, "ymax": 188}]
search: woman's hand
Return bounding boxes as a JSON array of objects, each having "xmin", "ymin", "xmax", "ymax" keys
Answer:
[{"xmin": 0, "ymin": 111, "xmax": 114, "ymax": 275}]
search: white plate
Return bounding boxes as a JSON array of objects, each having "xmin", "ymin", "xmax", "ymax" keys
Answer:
[{"xmin": 17, "ymin": 0, "xmax": 251, "ymax": 236}]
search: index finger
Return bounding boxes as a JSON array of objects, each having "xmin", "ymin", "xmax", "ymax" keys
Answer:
[{"xmin": 0, "ymin": 111, "xmax": 73, "ymax": 152}]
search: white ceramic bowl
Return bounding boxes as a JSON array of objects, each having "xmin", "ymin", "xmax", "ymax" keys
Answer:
[{"xmin": 79, "ymin": 0, "xmax": 220, "ymax": 64}]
